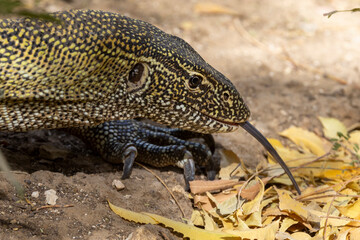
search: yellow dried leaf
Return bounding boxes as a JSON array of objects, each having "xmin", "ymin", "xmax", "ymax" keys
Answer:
[
  {"xmin": 349, "ymin": 228, "xmax": 360, "ymax": 240},
  {"xmin": 349, "ymin": 130, "xmax": 360, "ymax": 145},
  {"xmin": 279, "ymin": 217, "xmax": 298, "ymax": 232},
  {"xmin": 324, "ymin": 216, "xmax": 350, "ymax": 227},
  {"xmin": 291, "ymin": 232, "xmax": 313, "ymax": 240},
  {"xmin": 234, "ymin": 215, "xmax": 250, "ymax": 230},
  {"xmin": 224, "ymin": 220, "xmax": 279, "ymax": 240},
  {"xmin": 194, "ymin": 3, "xmax": 239, "ymax": 16},
  {"xmin": 216, "ymin": 194, "xmax": 238, "ymax": 216},
  {"xmin": 109, "ymin": 201, "xmax": 239, "ymax": 239},
  {"xmin": 263, "ymin": 216, "xmax": 276, "ymax": 226},
  {"xmin": 267, "ymin": 138, "xmax": 315, "ymax": 165},
  {"xmin": 108, "ymin": 201, "xmax": 157, "ymax": 224},
  {"xmin": 245, "ymin": 211, "xmax": 262, "ymax": 227},
  {"xmin": 337, "ymin": 199, "xmax": 360, "ymax": 219},
  {"xmin": 345, "ymin": 182, "xmax": 360, "ymax": 192},
  {"xmin": 337, "ymin": 229, "xmax": 351, "ymax": 240},
  {"xmin": 276, "ymin": 188, "xmax": 308, "ymax": 220},
  {"xmin": 203, "ymin": 211, "xmax": 218, "ymax": 231},
  {"xmin": 190, "ymin": 210, "xmax": 204, "ymax": 226},
  {"xmin": 242, "ymin": 177, "xmax": 265, "ymax": 215},
  {"xmin": 280, "ymin": 126, "xmax": 328, "ymax": 156},
  {"xmin": 318, "ymin": 116, "xmax": 348, "ymax": 140},
  {"xmin": 219, "ymin": 149, "xmax": 247, "ymax": 179}
]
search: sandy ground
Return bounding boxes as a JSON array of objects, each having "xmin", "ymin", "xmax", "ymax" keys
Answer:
[{"xmin": 1, "ymin": 0, "xmax": 360, "ymax": 239}]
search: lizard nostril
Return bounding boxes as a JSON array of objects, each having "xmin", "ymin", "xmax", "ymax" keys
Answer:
[{"xmin": 223, "ymin": 92, "xmax": 230, "ymax": 101}]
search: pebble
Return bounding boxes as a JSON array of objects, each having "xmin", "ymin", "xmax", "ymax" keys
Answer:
[
  {"xmin": 31, "ymin": 191, "xmax": 39, "ymax": 198},
  {"xmin": 112, "ymin": 179, "xmax": 125, "ymax": 191},
  {"xmin": 44, "ymin": 189, "xmax": 58, "ymax": 205}
]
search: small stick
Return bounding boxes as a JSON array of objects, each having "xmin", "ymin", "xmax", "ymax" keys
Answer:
[
  {"xmin": 35, "ymin": 204, "xmax": 74, "ymax": 211},
  {"xmin": 135, "ymin": 162, "xmax": 186, "ymax": 218}
]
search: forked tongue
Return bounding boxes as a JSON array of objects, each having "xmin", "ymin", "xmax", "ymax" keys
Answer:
[{"xmin": 240, "ymin": 121, "xmax": 301, "ymax": 194}]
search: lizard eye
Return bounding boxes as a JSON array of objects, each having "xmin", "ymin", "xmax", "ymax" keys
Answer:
[
  {"xmin": 188, "ymin": 75, "xmax": 202, "ymax": 89},
  {"xmin": 129, "ymin": 63, "xmax": 145, "ymax": 83},
  {"xmin": 127, "ymin": 62, "xmax": 149, "ymax": 93}
]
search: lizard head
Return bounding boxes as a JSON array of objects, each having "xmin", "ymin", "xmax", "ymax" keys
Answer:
[{"xmin": 124, "ymin": 22, "xmax": 250, "ymax": 133}]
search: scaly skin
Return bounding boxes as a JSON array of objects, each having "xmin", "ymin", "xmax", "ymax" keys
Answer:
[{"xmin": 0, "ymin": 9, "xmax": 250, "ymax": 133}]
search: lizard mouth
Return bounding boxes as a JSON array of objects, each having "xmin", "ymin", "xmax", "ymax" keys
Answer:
[{"xmin": 196, "ymin": 108, "xmax": 246, "ymax": 127}]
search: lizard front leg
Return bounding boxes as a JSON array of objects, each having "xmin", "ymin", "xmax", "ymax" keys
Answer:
[{"xmin": 69, "ymin": 120, "xmax": 216, "ymax": 187}]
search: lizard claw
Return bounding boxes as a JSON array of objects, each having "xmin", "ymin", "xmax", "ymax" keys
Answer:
[
  {"xmin": 181, "ymin": 151, "xmax": 195, "ymax": 191},
  {"xmin": 121, "ymin": 146, "xmax": 137, "ymax": 179}
]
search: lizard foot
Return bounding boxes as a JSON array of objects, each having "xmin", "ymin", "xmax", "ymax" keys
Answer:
[{"xmin": 69, "ymin": 120, "xmax": 217, "ymax": 186}]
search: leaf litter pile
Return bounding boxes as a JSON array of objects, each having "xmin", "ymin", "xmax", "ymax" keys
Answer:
[{"xmin": 110, "ymin": 117, "xmax": 360, "ymax": 239}]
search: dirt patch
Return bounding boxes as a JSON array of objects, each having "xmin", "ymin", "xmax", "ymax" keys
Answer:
[{"xmin": 1, "ymin": 0, "xmax": 360, "ymax": 239}]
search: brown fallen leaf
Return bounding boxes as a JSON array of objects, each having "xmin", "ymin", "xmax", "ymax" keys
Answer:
[
  {"xmin": 236, "ymin": 177, "xmax": 271, "ymax": 200},
  {"xmin": 194, "ymin": 192, "xmax": 237, "ymax": 212},
  {"xmin": 189, "ymin": 179, "xmax": 238, "ymax": 194}
]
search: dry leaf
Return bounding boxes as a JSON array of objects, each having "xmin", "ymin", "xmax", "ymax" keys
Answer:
[
  {"xmin": 108, "ymin": 201, "xmax": 156, "ymax": 224},
  {"xmin": 236, "ymin": 177, "xmax": 271, "ymax": 200},
  {"xmin": 194, "ymin": 3, "xmax": 239, "ymax": 16},
  {"xmin": 242, "ymin": 177, "xmax": 265, "ymax": 215},
  {"xmin": 268, "ymin": 138, "xmax": 315, "ymax": 165},
  {"xmin": 194, "ymin": 192, "xmax": 237, "ymax": 211},
  {"xmin": 190, "ymin": 210, "xmax": 204, "ymax": 226},
  {"xmin": 279, "ymin": 217, "xmax": 298, "ymax": 233},
  {"xmin": 219, "ymin": 149, "xmax": 247, "ymax": 179},
  {"xmin": 280, "ymin": 126, "xmax": 329, "ymax": 156},
  {"xmin": 349, "ymin": 130, "xmax": 360, "ymax": 145},
  {"xmin": 189, "ymin": 179, "xmax": 238, "ymax": 194},
  {"xmin": 337, "ymin": 199, "xmax": 360, "ymax": 219},
  {"xmin": 216, "ymin": 194, "xmax": 239, "ymax": 216},
  {"xmin": 276, "ymin": 188, "xmax": 308, "ymax": 220},
  {"xmin": 224, "ymin": 220, "xmax": 280, "ymax": 240},
  {"xmin": 109, "ymin": 201, "xmax": 239, "ymax": 240},
  {"xmin": 290, "ymin": 232, "xmax": 313, "ymax": 240},
  {"xmin": 318, "ymin": 116, "xmax": 348, "ymax": 140}
]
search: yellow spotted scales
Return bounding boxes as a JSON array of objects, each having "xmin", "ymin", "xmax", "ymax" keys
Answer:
[{"xmin": 0, "ymin": 9, "xmax": 249, "ymax": 133}]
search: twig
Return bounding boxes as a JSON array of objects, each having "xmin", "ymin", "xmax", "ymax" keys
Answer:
[
  {"xmin": 324, "ymin": 8, "xmax": 360, "ymax": 18},
  {"xmin": 35, "ymin": 204, "xmax": 74, "ymax": 211},
  {"xmin": 300, "ymin": 194, "xmax": 360, "ymax": 202},
  {"xmin": 320, "ymin": 215, "xmax": 360, "ymax": 223},
  {"xmin": 135, "ymin": 162, "xmax": 185, "ymax": 218}
]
